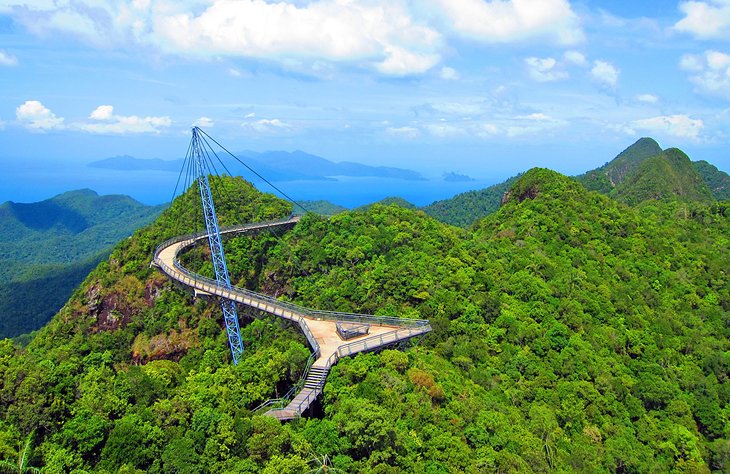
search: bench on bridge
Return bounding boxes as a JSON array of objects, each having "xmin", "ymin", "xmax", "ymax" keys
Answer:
[{"xmin": 336, "ymin": 321, "xmax": 370, "ymax": 340}]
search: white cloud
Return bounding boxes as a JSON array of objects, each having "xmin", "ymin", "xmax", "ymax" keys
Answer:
[
  {"xmin": 635, "ymin": 93, "xmax": 659, "ymax": 104},
  {"xmin": 679, "ymin": 54, "xmax": 704, "ymax": 72},
  {"xmin": 675, "ymin": 0, "xmax": 730, "ymax": 39},
  {"xmin": 631, "ymin": 114, "xmax": 704, "ymax": 139},
  {"xmin": 0, "ymin": 50, "xmax": 18, "ymax": 66},
  {"xmin": 591, "ymin": 60, "xmax": 619, "ymax": 88},
  {"xmin": 431, "ymin": 0, "xmax": 583, "ymax": 44},
  {"xmin": 680, "ymin": 50, "xmax": 730, "ymax": 100},
  {"xmin": 524, "ymin": 56, "xmax": 567, "ymax": 82},
  {"xmin": 424, "ymin": 122, "xmax": 468, "ymax": 138},
  {"xmin": 386, "ymin": 126, "xmax": 421, "ymax": 139},
  {"xmin": 375, "ymin": 46, "xmax": 440, "ymax": 76},
  {"xmin": 193, "ymin": 116, "xmax": 214, "ymax": 128},
  {"xmin": 16, "ymin": 100, "xmax": 64, "ymax": 130},
  {"xmin": 563, "ymin": 50, "xmax": 587, "ymax": 66},
  {"xmin": 516, "ymin": 113, "xmax": 553, "ymax": 121},
  {"xmin": 89, "ymin": 105, "xmax": 114, "ymax": 120},
  {"xmin": 155, "ymin": 0, "xmax": 441, "ymax": 76},
  {"xmin": 228, "ymin": 68, "xmax": 250, "ymax": 78},
  {"xmin": 241, "ymin": 118, "xmax": 292, "ymax": 134},
  {"xmin": 479, "ymin": 123, "xmax": 499, "ymax": 136},
  {"xmin": 3, "ymin": 0, "xmax": 443, "ymax": 76},
  {"xmin": 81, "ymin": 105, "xmax": 171, "ymax": 134},
  {"xmin": 506, "ymin": 112, "xmax": 564, "ymax": 136},
  {"xmin": 439, "ymin": 66, "xmax": 459, "ymax": 80}
]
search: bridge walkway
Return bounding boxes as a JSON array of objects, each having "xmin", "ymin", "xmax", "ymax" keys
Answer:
[{"xmin": 153, "ymin": 217, "xmax": 431, "ymax": 420}]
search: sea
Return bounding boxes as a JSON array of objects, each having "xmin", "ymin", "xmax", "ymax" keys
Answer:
[{"xmin": 0, "ymin": 161, "xmax": 504, "ymax": 209}]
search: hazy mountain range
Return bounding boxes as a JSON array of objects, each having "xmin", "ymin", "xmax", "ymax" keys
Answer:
[{"xmin": 89, "ymin": 150, "xmax": 427, "ymax": 182}]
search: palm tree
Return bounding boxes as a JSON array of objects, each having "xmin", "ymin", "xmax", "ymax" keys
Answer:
[
  {"xmin": 308, "ymin": 454, "xmax": 345, "ymax": 474},
  {"xmin": 0, "ymin": 430, "xmax": 41, "ymax": 474}
]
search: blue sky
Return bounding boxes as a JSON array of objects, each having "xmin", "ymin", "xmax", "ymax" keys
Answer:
[{"xmin": 0, "ymin": 0, "xmax": 729, "ymax": 202}]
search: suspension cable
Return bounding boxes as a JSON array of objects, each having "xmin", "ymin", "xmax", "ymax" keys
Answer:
[{"xmin": 195, "ymin": 127, "xmax": 310, "ymax": 214}]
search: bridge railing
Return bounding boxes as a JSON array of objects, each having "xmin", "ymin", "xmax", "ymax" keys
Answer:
[
  {"xmin": 156, "ymin": 240, "xmax": 429, "ymax": 330},
  {"xmin": 153, "ymin": 217, "xmax": 300, "ymax": 259}
]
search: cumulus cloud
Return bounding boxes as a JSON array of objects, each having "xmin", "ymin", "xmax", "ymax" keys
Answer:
[
  {"xmin": 680, "ymin": 50, "xmax": 730, "ymax": 100},
  {"xmin": 16, "ymin": 100, "xmax": 64, "ymax": 130},
  {"xmin": 591, "ymin": 60, "xmax": 619, "ymax": 88},
  {"xmin": 81, "ymin": 105, "xmax": 171, "ymax": 134},
  {"xmin": 386, "ymin": 126, "xmax": 421, "ymax": 139},
  {"xmin": 524, "ymin": 56, "xmax": 567, "ymax": 82},
  {"xmin": 635, "ymin": 93, "xmax": 659, "ymax": 104},
  {"xmin": 424, "ymin": 122, "xmax": 468, "ymax": 138},
  {"xmin": 89, "ymin": 105, "xmax": 114, "ymax": 120},
  {"xmin": 431, "ymin": 0, "xmax": 583, "ymax": 44},
  {"xmin": 241, "ymin": 118, "xmax": 293, "ymax": 134},
  {"xmin": 631, "ymin": 114, "xmax": 704, "ymax": 139},
  {"xmin": 193, "ymin": 116, "xmax": 214, "ymax": 128},
  {"xmin": 439, "ymin": 66, "xmax": 459, "ymax": 80},
  {"xmin": 0, "ymin": 50, "xmax": 18, "ymax": 66},
  {"xmin": 375, "ymin": 46, "xmax": 440, "ymax": 75},
  {"xmin": 1, "ymin": 0, "xmax": 592, "ymax": 75},
  {"xmin": 675, "ymin": 0, "xmax": 730, "ymax": 39},
  {"xmin": 3, "ymin": 0, "xmax": 442, "ymax": 76},
  {"xmin": 563, "ymin": 50, "xmax": 587, "ymax": 66}
]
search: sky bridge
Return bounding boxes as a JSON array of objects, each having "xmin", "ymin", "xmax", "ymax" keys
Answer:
[{"xmin": 152, "ymin": 128, "xmax": 431, "ymax": 420}]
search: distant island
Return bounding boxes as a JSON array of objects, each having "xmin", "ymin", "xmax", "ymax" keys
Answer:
[
  {"xmin": 89, "ymin": 150, "xmax": 425, "ymax": 182},
  {"xmin": 442, "ymin": 172, "xmax": 476, "ymax": 182}
]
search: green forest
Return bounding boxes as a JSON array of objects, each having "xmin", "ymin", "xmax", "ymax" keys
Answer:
[
  {"xmin": 0, "ymin": 189, "xmax": 164, "ymax": 338},
  {"xmin": 0, "ymin": 144, "xmax": 728, "ymax": 472}
]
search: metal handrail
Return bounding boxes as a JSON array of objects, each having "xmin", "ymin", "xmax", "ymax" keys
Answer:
[
  {"xmin": 157, "ymin": 252, "xmax": 429, "ymax": 330},
  {"xmin": 153, "ymin": 218, "xmax": 433, "ymax": 420},
  {"xmin": 153, "ymin": 217, "xmax": 301, "ymax": 259},
  {"xmin": 153, "ymin": 219, "xmax": 430, "ymax": 330}
]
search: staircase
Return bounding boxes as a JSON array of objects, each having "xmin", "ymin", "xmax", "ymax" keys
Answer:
[
  {"xmin": 265, "ymin": 364, "xmax": 331, "ymax": 420},
  {"xmin": 304, "ymin": 365, "xmax": 328, "ymax": 391}
]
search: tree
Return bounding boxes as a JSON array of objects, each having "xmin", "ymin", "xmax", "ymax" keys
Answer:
[{"xmin": 0, "ymin": 430, "xmax": 40, "ymax": 474}]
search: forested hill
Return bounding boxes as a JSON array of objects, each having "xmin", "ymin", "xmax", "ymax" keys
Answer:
[
  {"xmin": 576, "ymin": 137, "xmax": 663, "ymax": 194},
  {"xmin": 694, "ymin": 160, "xmax": 730, "ymax": 200},
  {"xmin": 421, "ymin": 174, "xmax": 520, "ymax": 228},
  {"xmin": 0, "ymin": 190, "xmax": 165, "ymax": 338},
  {"xmin": 424, "ymin": 138, "xmax": 727, "ymax": 228},
  {"xmin": 612, "ymin": 148, "xmax": 714, "ymax": 205},
  {"xmin": 0, "ymin": 171, "xmax": 727, "ymax": 472}
]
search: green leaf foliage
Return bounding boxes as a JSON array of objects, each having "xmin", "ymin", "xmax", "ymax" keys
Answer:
[
  {"xmin": 694, "ymin": 160, "xmax": 730, "ymax": 200},
  {"xmin": 0, "ymin": 190, "xmax": 165, "ymax": 338},
  {"xmin": 0, "ymin": 170, "xmax": 728, "ymax": 472},
  {"xmin": 421, "ymin": 174, "xmax": 521, "ymax": 228},
  {"xmin": 611, "ymin": 148, "xmax": 714, "ymax": 205},
  {"xmin": 576, "ymin": 137, "xmax": 663, "ymax": 194}
]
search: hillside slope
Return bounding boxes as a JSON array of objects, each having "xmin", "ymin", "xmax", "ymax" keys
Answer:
[
  {"xmin": 421, "ymin": 174, "xmax": 521, "ymax": 228},
  {"xmin": 694, "ymin": 159, "xmax": 730, "ymax": 200},
  {"xmin": 576, "ymin": 137, "xmax": 663, "ymax": 193},
  {"xmin": 1, "ymin": 171, "xmax": 727, "ymax": 472},
  {"xmin": 612, "ymin": 148, "xmax": 714, "ymax": 205},
  {"xmin": 0, "ymin": 190, "xmax": 165, "ymax": 338}
]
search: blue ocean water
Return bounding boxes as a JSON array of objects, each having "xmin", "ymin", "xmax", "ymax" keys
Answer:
[{"xmin": 0, "ymin": 161, "xmax": 502, "ymax": 208}]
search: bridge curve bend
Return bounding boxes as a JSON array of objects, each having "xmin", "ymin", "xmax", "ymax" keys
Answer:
[{"xmin": 152, "ymin": 216, "xmax": 432, "ymax": 420}]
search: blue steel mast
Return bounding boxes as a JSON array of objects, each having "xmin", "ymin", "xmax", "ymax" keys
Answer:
[{"xmin": 190, "ymin": 127, "xmax": 244, "ymax": 365}]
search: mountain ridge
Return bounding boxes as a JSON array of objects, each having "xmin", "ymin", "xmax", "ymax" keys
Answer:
[
  {"xmin": 89, "ymin": 150, "xmax": 425, "ymax": 182},
  {"xmin": 0, "ymin": 169, "xmax": 727, "ymax": 472},
  {"xmin": 0, "ymin": 189, "xmax": 165, "ymax": 338}
]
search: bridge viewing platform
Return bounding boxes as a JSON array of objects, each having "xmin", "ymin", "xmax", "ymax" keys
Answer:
[{"xmin": 152, "ymin": 217, "xmax": 432, "ymax": 420}]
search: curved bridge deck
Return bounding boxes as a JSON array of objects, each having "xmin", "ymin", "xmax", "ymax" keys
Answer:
[{"xmin": 152, "ymin": 217, "xmax": 431, "ymax": 420}]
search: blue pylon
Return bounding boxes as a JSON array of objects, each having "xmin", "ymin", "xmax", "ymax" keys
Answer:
[{"xmin": 190, "ymin": 127, "xmax": 244, "ymax": 365}]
